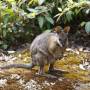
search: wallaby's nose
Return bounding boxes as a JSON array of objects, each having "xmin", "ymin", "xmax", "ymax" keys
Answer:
[{"xmin": 62, "ymin": 42, "xmax": 65, "ymax": 47}]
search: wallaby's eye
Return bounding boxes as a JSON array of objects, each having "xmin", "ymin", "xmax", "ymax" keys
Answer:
[
  {"xmin": 59, "ymin": 38, "xmax": 62, "ymax": 41},
  {"xmin": 59, "ymin": 38, "xmax": 63, "ymax": 43},
  {"xmin": 59, "ymin": 38, "xmax": 67, "ymax": 47}
]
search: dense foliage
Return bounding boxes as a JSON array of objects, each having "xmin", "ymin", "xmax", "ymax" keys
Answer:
[{"xmin": 0, "ymin": 0, "xmax": 90, "ymax": 49}]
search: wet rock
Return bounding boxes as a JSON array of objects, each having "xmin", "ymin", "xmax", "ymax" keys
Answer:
[
  {"xmin": 8, "ymin": 51, "xmax": 15, "ymax": 54},
  {"xmin": 0, "ymin": 79, "xmax": 7, "ymax": 87},
  {"xmin": 66, "ymin": 48, "xmax": 80, "ymax": 54},
  {"xmin": 75, "ymin": 83, "xmax": 90, "ymax": 90},
  {"xmin": 24, "ymin": 79, "xmax": 42, "ymax": 90},
  {"xmin": 79, "ymin": 59, "xmax": 90, "ymax": 70},
  {"xmin": 58, "ymin": 78, "xmax": 63, "ymax": 81},
  {"xmin": 79, "ymin": 64, "xmax": 86, "ymax": 70},
  {"xmin": 10, "ymin": 74, "xmax": 21, "ymax": 80},
  {"xmin": 43, "ymin": 80, "xmax": 50, "ymax": 87},
  {"xmin": 18, "ymin": 78, "xmax": 25, "ymax": 85}
]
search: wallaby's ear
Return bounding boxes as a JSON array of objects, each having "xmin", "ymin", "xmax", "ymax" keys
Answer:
[
  {"xmin": 52, "ymin": 26, "xmax": 63, "ymax": 33},
  {"xmin": 64, "ymin": 26, "xmax": 70, "ymax": 33}
]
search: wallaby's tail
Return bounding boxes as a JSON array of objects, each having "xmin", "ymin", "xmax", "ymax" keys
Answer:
[{"xmin": 0, "ymin": 63, "xmax": 34, "ymax": 69}]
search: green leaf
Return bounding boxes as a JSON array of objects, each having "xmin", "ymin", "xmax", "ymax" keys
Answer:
[
  {"xmin": 66, "ymin": 11, "xmax": 73, "ymax": 22},
  {"xmin": 38, "ymin": 16, "xmax": 44, "ymax": 28},
  {"xmin": 3, "ymin": 30, "xmax": 7, "ymax": 38},
  {"xmin": 45, "ymin": 29, "xmax": 51, "ymax": 33},
  {"xmin": 45, "ymin": 15, "xmax": 54, "ymax": 25},
  {"xmin": 80, "ymin": 22, "xmax": 86, "ymax": 27},
  {"xmin": 27, "ymin": 13, "xmax": 36, "ymax": 19},
  {"xmin": 3, "ymin": 14, "xmax": 10, "ymax": 24},
  {"xmin": 5, "ymin": 8, "xmax": 14, "ymax": 16},
  {"xmin": 38, "ymin": 0, "xmax": 45, "ymax": 5},
  {"xmin": 75, "ymin": 7, "xmax": 84, "ymax": 15},
  {"xmin": 2, "ymin": 44, "xmax": 8, "ymax": 49},
  {"xmin": 85, "ymin": 9, "xmax": 90, "ymax": 14},
  {"xmin": 6, "ymin": 0, "xmax": 15, "ymax": 2},
  {"xmin": 85, "ymin": 21, "xmax": 90, "ymax": 34},
  {"xmin": 58, "ymin": 8, "xmax": 62, "ymax": 12},
  {"xmin": 6, "ymin": 0, "xmax": 15, "ymax": 4},
  {"xmin": 27, "ymin": 8, "xmax": 38, "ymax": 13},
  {"xmin": 0, "ymin": 41, "xmax": 3, "ymax": 45}
]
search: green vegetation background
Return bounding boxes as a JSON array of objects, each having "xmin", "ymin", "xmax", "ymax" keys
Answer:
[{"xmin": 0, "ymin": 0, "xmax": 90, "ymax": 49}]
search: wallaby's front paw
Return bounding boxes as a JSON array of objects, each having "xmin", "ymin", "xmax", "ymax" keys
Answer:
[
  {"xmin": 48, "ymin": 68, "xmax": 63, "ymax": 75},
  {"xmin": 35, "ymin": 72, "xmax": 45, "ymax": 76},
  {"xmin": 48, "ymin": 68, "xmax": 55, "ymax": 73}
]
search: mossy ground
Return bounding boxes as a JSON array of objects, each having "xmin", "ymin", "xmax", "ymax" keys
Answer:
[{"xmin": 0, "ymin": 49, "xmax": 90, "ymax": 90}]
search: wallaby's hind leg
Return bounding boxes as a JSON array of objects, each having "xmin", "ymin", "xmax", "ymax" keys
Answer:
[
  {"xmin": 49, "ymin": 62, "xmax": 66, "ymax": 74},
  {"xmin": 48, "ymin": 62, "xmax": 55, "ymax": 72},
  {"xmin": 36, "ymin": 65, "xmax": 57, "ymax": 79},
  {"xmin": 38, "ymin": 65, "xmax": 44, "ymax": 75}
]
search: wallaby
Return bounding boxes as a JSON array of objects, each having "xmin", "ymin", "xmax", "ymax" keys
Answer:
[{"xmin": 0, "ymin": 26, "xmax": 70, "ymax": 75}]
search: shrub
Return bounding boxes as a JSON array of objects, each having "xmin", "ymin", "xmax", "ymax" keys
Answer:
[{"xmin": 0, "ymin": 0, "xmax": 90, "ymax": 49}]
